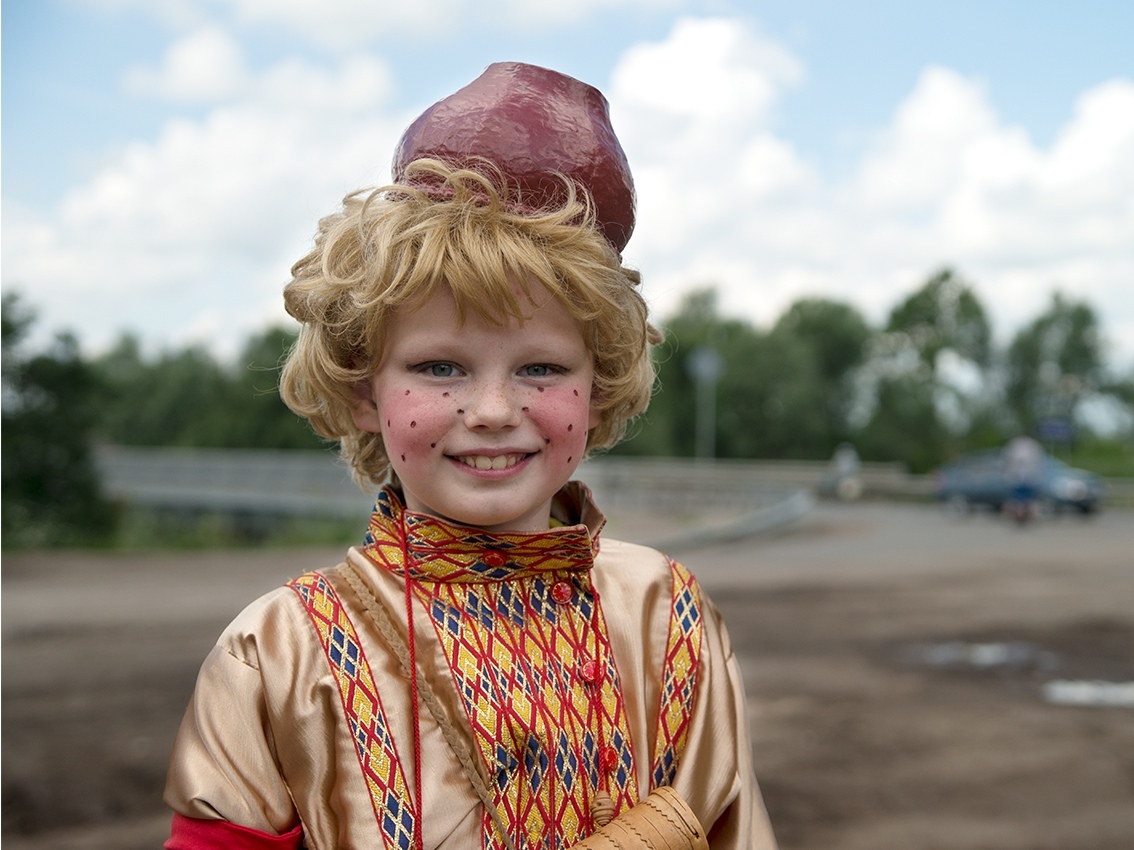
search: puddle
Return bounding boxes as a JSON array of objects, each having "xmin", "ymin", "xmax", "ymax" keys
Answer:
[
  {"xmin": 903, "ymin": 640, "xmax": 1057, "ymax": 672},
  {"xmin": 903, "ymin": 639, "xmax": 1134, "ymax": 708},
  {"xmin": 1042, "ymin": 680, "xmax": 1134, "ymax": 707}
]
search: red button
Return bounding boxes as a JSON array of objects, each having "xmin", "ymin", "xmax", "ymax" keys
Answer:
[
  {"xmin": 600, "ymin": 746, "xmax": 619, "ymax": 773},
  {"xmin": 580, "ymin": 659, "xmax": 602, "ymax": 683},
  {"xmin": 551, "ymin": 581, "xmax": 574, "ymax": 604},
  {"xmin": 482, "ymin": 551, "xmax": 507, "ymax": 568}
]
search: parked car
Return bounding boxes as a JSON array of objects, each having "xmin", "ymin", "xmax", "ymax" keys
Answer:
[{"xmin": 931, "ymin": 449, "xmax": 1103, "ymax": 514}]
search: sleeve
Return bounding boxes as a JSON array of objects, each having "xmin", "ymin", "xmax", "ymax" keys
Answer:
[
  {"xmin": 671, "ymin": 586, "xmax": 778, "ymax": 850},
  {"xmin": 165, "ymin": 813, "xmax": 303, "ymax": 850},
  {"xmin": 163, "ymin": 627, "xmax": 303, "ymax": 840}
]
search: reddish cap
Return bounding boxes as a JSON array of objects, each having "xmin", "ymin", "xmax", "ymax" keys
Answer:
[{"xmin": 392, "ymin": 62, "xmax": 636, "ymax": 254}]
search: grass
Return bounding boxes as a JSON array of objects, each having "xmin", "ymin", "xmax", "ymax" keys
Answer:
[
  {"xmin": 108, "ymin": 507, "xmax": 364, "ymax": 551},
  {"xmin": 1050, "ymin": 436, "xmax": 1134, "ymax": 478}
]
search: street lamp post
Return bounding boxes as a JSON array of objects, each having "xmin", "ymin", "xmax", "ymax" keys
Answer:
[{"xmin": 686, "ymin": 345, "xmax": 723, "ymax": 460}]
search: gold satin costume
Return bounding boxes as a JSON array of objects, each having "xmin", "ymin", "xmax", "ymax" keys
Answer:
[{"xmin": 164, "ymin": 484, "xmax": 777, "ymax": 849}]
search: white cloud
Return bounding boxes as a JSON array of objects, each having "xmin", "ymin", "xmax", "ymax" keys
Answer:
[
  {"xmin": 125, "ymin": 26, "xmax": 247, "ymax": 101},
  {"xmin": 220, "ymin": 0, "xmax": 684, "ymax": 45},
  {"xmin": 77, "ymin": 0, "xmax": 684, "ymax": 49},
  {"xmin": 852, "ymin": 67, "xmax": 1002, "ymax": 214},
  {"xmin": 854, "ymin": 72, "xmax": 1134, "ymax": 357},
  {"xmin": 611, "ymin": 18, "xmax": 811, "ymax": 253},
  {"xmin": 4, "ymin": 50, "xmax": 408, "ymax": 359},
  {"xmin": 72, "ymin": 0, "xmax": 216, "ymax": 30},
  {"xmin": 218, "ymin": 0, "xmax": 466, "ymax": 47},
  {"xmin": 125, "ymin": 28, "xmax": 395, "ymax": 107},
  {"xmin": 613, "ymin": 17, "xmax": 801, "ymax": 125},
  {"xmin": 8, "ymin": 12, "xmax": 1134, "ymax": 375},
  {"xmin": 608, "ymin": 22, "xmax": 1134, "ymax": 366}
]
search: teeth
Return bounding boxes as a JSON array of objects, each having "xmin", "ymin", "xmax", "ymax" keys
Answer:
[{"xmin": 462, "ymin": 454, "xmax": 520, "ymax": 470}]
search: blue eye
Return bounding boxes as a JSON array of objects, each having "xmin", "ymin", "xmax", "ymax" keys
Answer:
[
  {"xmin": 427, "ymin": 363, "xmax": 455, "ymax": 377},
  {"xmin": 524, "ymin": 364, "xmax": 553, "ymax": 377}
]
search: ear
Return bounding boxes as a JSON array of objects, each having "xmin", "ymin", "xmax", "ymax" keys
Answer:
[{"xmin": 351, "ymin": 378, "xmax": 384, "ymax": 434}]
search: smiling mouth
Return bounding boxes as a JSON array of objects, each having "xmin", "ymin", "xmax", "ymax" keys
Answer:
[{"xmin": 456, "ymin": 453, "xmax": 529, "ymax": 471}]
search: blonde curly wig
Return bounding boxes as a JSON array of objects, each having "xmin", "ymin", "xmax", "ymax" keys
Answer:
[{"xmin": 280, "ymin": 159, "xmax": 662, "ymax": 487}]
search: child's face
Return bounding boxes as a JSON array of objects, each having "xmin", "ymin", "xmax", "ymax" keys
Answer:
[{"xmin": 352, "ymin": 280, "xmax": 601, "ymax": 533}]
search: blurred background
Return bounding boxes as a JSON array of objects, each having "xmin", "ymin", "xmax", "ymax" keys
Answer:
[{"xmin": 3, "ymin": 2, "xmax": 1133, "ymax": 849}]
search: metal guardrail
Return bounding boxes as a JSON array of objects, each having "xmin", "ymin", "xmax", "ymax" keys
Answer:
[
  {"xmin": 94, "ymin": 444, "xmax": 1134, "ymax": 521},
  {"xmin": 92, "ymin": 445, "xmax": 1131, "ymax": 558},
  {"xmin": 94, "ymin": 446, "xmax": 830, "ymax": 547},
  {"xmin": 95, "ymin": 445, "xmax": 371, "ymax": 519},
  {"xmin": 95, "ymin": 447, "xmax": 839, "ymax": 517},
  {"xmin": 1102, "ymin": 477, "xmax": 1134, "ymax": 506},
  {"xmin": 576, "ymin": 455, "xmax": 911, "ymax": 508}
]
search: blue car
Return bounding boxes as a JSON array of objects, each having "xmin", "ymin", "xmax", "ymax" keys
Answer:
[{"xmin": 931, "ymin": 450, "xmax": 1103, "ymax": 514}]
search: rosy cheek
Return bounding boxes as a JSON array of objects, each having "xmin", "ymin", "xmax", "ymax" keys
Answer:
[
  {"xmin": 527, "ymin": 388, "xmax": 591, "ymax": 463},
  {"xmin": 379, "ymin": 391, "xmax": 446, "ymax": 462}
]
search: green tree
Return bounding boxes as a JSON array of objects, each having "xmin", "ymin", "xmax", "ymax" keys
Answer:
[
  {"xmin": 2, "ymin": 293, "xmax": 117, "ymax": 546},
  {"xmin": 618, "ymin": 289, "xmax": 836, "ymax": 460},
  {"xmin": 886, "ymin": 267, "xmax": 991, "ymax": 369},
  {"xmin": 1006, "ymin": 292, "xmax": 1105, "ymax": 436},
  {"xmin": 850, "ymin": 269, "xmax": 994, "ymax": 470},
  {"xmin": 855, "ymin": 372, "xmax": 950, "ymax": 473},
  {"xmin": 224, "ymin": 326, "xmax": 326, "ymax": 449},
  {"xmin": 773, "ymin": 297, "xmax": 872, "ymax": 442},
  {"xmin": 617, "ymin": 290, "xmax": 730, "ymax": 457},
  {"xmin": 91, "ymin": 326, "xmax": 324, "ymax": 450},
  {"xmin": 715, "ymin": 326, "xmax": 830, "ymax": 459},
  {"xmin": 93, "ymin": 336, "xmax": 234, "ymax": 446}
]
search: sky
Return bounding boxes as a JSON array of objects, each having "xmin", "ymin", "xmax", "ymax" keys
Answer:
[{"xmin": 3, "ymin": 0, "xmax": 1134, "ymax": 376}]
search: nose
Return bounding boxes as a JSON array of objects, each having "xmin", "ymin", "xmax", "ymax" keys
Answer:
[{"xmin": 463, "ymin": 377, "xmax": 522, "ymax": 430}]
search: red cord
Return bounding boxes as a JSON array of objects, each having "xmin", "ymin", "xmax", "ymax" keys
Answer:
[
  {"xmin": 402, "ymin": 522, "xmax": 425, "ymax": 850},
  {"xmin": 587, "ymin": 581, "xmax": 609, "ymax": 801}
]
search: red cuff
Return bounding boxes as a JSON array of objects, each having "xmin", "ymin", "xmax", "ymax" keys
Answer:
[{"xmin": 165, "ymin": 813, "xmax": 304, "ymax": 850}]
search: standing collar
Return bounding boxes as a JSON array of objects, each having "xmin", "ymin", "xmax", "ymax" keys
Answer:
[{"xmin": 360, "ymin": 482, "xmax": 606, "ymax": 582}]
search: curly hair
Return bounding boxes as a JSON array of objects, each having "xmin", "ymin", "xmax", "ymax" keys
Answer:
[{"xmin": 280, "ymin": 159, "xmax": 662, "ymax": 487}]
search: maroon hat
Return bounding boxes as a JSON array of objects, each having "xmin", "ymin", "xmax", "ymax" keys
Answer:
[{"xmin": 392, "ymin": 62, "xmax": 636, "ymax": 254}]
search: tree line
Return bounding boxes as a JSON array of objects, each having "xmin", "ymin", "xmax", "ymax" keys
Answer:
[
  {"xmin": 3, "ymin": 269, "xmax": 1132, "ymax": 546},
  {"xmin": 617, "ymin": 269, "xmax": 1133, "ymax": 473}
]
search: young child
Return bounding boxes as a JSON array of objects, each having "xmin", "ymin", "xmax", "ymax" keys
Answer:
[{"xmin": 164, "ymin": 63, "xmax": 777, "ymax": 850}]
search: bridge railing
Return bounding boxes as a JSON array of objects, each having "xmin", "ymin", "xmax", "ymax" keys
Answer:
[
  {"xmin": 94, "ymin": 446, "xmax": 918, "ymax": 519},
  {"xmin": 95, "ymin": 445, "xmax": 370, "ymax": 519}
]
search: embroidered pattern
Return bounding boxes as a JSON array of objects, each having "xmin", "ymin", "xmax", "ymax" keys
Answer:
[
  {"xmin": 353, "ymin": 487, "xmax": 704, "ymax": 849},
  {"xmin": 363, "ymin": 490, "xmax": 636, "ymax": 849},
  {"xmin": 288, "ymin": 573, "xmax": 416, "ymax": 850},
  {"xmin": 364, "ymin": 489, "xmax": 597, "ymax": 583},
  {"xmin": 650, "ymin": 559, "xmax": 703, "ymax": 788},
  {"xmin": 414, "ymin": 573, "xmax": 638, "ymax": 849}
]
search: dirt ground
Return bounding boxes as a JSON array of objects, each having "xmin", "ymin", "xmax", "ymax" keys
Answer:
[{"xmin": 3, "ymin": 501, "xmax": 1133, "ymax": 849}]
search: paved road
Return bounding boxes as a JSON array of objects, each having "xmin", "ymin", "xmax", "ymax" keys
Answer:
[
  {"xmin": 685, "ymin": 500, "xmax": 1133, "ymax": 585},
  {"xmin": 4, "ymin": 500, "xmax": 1131, "ymax": 635}
]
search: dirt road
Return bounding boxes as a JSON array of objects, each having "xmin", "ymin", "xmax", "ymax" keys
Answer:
[{"xmin": 3, "ymin": 502, "xmax": 1133, "ymax": 849}]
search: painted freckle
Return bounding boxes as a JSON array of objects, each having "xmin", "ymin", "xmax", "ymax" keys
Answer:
[
  {"xmin": 522, "ymin": 407, "xmax": 530, "ymax": 412},
  {"xmin": 573, "ymin": 390, "xmax": 579, "ymax": 396},
  {"xmin": 387, "ymin": 420, "xmax": 391, "ymax": 427},
  {"xmin": 410, "ymin": 421, "xmax": 416, "ymax": 428},
  {"xmin": 567, "ymin": 424, "xmax": 573, "ymax": 431},
  {"xmin": 443, "ymin": 392, "xmax": 449, "ymax": 398},
  {"xmin": 568, "ymin": 456, "xmax": 573, "ymax": 463},
  {"xmin": 405, "ymin": 390, "xmax": 410, "ymax": 396},
  {"xmin": 457, "ymin": 409, "xmax": 465, "ymax": 414},
  {"xmin": 401, "ymin": 454, "xmax": 406, "ymax": 461},
  {"xmin": 545, "ymin": 438, "xmax": 551, "ymax": 445},
  {"xmin": 537, "ymin": 387, "xmax": 545, "ymax": 393},
  {"xmin": 430, "ymin": 443, "xmax": 437, "ymax": 448}
]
